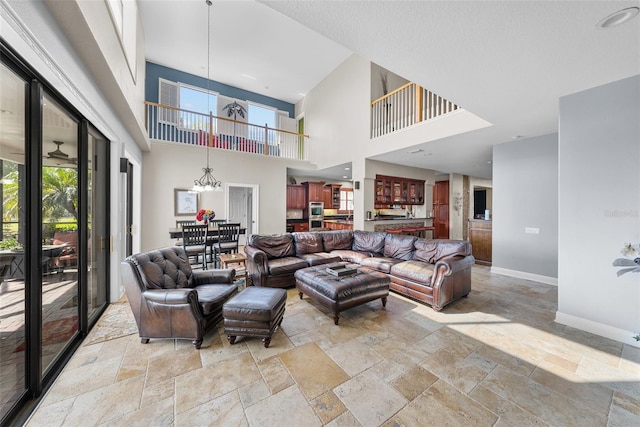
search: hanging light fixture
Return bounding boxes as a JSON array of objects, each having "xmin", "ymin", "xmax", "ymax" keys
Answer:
[{"xmin": 193, "ymin": 0, "xmax": 223, "ymax": 192}]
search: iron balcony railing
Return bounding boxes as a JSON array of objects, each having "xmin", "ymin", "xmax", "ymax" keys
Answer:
[
  {"xmin": 144, "ymin": 101, "xmax": 309, "ymax": 161},
  {"xmin": 371, "ymin": 83, "xmax": 462, "ymax": 138}
]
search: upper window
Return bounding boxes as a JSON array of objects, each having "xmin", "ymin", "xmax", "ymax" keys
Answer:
[
  {"xmin": 248, "ymin": 102, "xmax": 276, "ymax": 128},
  {"xmin": 179, "ymin": 84, "xmax": 217, "ymax": 131}
]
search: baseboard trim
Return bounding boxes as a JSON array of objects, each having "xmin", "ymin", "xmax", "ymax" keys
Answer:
[
  {"xmin": 490, "ymin": 266, "xmax": 558, "ymax": 286},
  {"xmin": 555, "ymin": 311, "xmax": 639, "ymax": 347}
]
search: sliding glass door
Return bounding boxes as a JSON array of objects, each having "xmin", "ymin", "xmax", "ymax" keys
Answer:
[
  {"xmin": 0, "ymin": 60, "xmax": 27, "ymax": 419},
  {"xmin": 0, "ymin": 45, "xmax": 110, "ymax": 424}
]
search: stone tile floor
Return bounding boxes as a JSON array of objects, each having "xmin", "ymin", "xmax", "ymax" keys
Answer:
[{"xmin": 26, "ymin": 266, "xmax": 640, "ymax": 426}]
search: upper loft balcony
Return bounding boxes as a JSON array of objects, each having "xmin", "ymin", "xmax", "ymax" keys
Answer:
[
  {"xmin": 371, "ymin": 82, "xmax": 462, "ymax": 139},
  {"xmin": 144, "ymin": 101, "xmax": 310, "ymax": 161}
]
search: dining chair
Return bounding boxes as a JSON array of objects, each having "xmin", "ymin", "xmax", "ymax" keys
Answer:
[
  {"xmin": 182, "ymin": 224, "xmax": 209, "ymax": 269},
  {"xmin": 175, "ymin": 220, "xmax": 196, "ymax": 246},
  {"xmin": 211, "ymin": 222, "xmax": 240, "ymax": 268}
]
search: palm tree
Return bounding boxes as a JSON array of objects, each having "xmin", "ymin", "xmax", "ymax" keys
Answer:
[{"xmin": 2, "ymin": 166, "xmax": 78, "ymax": 222}]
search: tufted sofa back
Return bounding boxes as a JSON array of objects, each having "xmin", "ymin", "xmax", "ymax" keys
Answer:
[{"xmin": 125, "ymin": 246, "xmax": 194, "ymax": 290}]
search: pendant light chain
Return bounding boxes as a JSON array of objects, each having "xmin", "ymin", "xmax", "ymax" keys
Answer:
[{"xmin": 193, "ymin": 0, "xmax": 222, "ymax": 192}]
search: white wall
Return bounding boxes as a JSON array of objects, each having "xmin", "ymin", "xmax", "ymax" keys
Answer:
[
  {"xmin": 141, "ymin": 142, "xmax": 306, "ymax": 251},
  {"xmin": 557, "ymin": 75, "xmax": 640, "ymax": 346},
  {"xmin": 492, "ymin": 134, "xmax": 559, "ymax": 282}
]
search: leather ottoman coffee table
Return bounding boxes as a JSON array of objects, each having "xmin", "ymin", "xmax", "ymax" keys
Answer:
[
  {"xmin": 294, "ymin": 262, "xmax": 390, "ymax": 325},
  {"xmin": 223, "ymin": 286, "xmax": 286, "ymax": 348}
]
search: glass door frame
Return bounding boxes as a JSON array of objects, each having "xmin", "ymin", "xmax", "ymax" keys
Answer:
[{"xmin": 1, "ymin": 40, "xmax": 111, "ymax": 426}]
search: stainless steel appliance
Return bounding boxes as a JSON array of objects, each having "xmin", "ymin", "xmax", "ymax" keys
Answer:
[{"xmin": 308, "ymin": 202, "xmax": 324, "ymax": 230}]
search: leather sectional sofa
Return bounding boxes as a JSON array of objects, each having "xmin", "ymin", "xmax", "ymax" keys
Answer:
[{"xmin": 244, "ymin": 230, "xmax": 475, "ymax": 311}]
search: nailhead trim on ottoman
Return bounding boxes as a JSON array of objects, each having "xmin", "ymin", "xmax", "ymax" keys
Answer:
[{"xmin": 223, "ymin": 287, "xmax": 287, "ymax": 348}]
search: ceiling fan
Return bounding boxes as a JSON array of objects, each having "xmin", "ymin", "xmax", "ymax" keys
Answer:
[{"xmin": 45, "ymin": 141, "xmax": 77, "ymax": 165}]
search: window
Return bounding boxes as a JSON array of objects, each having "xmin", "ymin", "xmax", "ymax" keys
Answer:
[
  {"xmin": 248, "ymin": 102, "xmax": 276, "ymax": 128},
  {"xmin": 339, "ymin": 188, "xmax": 353, "ymax": 212},
  {"xmin": 179, "ymin": 84, "xmax": 217, "ymax": 131},
  {"xmin": 248, "ymin": 102, "xmax": 276, "ymax": 143}
]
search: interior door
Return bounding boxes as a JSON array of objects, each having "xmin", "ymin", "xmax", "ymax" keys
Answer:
[{"xmin": 433, "ymin": 180, "xmax": 449, "ymax": 238}]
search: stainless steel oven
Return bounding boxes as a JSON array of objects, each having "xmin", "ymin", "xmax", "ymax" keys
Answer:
[
  {"xmin": 309, "ymin": 202, "xmax": 324, "ymax": 218},
  {"xmin": 309, "ymin": 219, "xmax": 324, "ymax": 229},
  {"xmin": 309, "ymin": 202, "xmax": 324, "ymax": 230}
]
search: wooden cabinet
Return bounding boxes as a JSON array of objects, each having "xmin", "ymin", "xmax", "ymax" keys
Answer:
[
  {"xmin": 304, "ymin": 182, "xmax": 324, "ymax": 203},
  {"xmin": 433, "ymin": 180, "xmax": 449, "ymax": 238},
  {"xmin": 375, "ymin": 175, "xmax": 425, "ymax": 206},
  {"xmin": 469, "ymin": 220, "xmax": 492, "ymax": 265},
  {"xmin": 324, "ymin": 184, "xmax": 341, "ymax": 208},
  {"xmin": 324, "ymin": 221, "xmax": 352, "ymax": 230},
  {"xmin": 286, "ymin": 185, "xmax": 306, "ymax": 209},
  {"xmin": 294, "ymin": 222, "xmax": 309, "ymax": 232}
]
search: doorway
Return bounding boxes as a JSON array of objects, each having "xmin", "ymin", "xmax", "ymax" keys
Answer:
[{"xmin": 226, "ymin": 183, "xmax": 259, "ymax": 245}]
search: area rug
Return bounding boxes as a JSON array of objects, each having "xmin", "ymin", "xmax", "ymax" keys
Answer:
[
  {"xmin": 14, "ymin": 316, "xmax": 78, "ymax": 352},
  {"xmin": 83, "ymin": 300, "xmax": 138, "ymax": 346}
]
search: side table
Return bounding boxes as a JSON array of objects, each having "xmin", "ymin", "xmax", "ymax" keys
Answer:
[{"xmin": 218, "ymin": 252, "xmax": 250, "ymax": 289}]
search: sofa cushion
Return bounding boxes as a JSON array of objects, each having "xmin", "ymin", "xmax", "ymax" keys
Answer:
[
  {"xmin": 360, "ymin": 257, "xmax": 403, "ymax": 274},
  {"xmin": 383, "ymin": 234, "xmax": 417, "ymax": 260},
  {"xmin": 322, "ymin": 230, "xmax": 354, "ymax": 252},
  {"xmin": 267, "ymin": 256, "xmax": 308, "ymax": 275},
  {"xmin": 298, "ymin": 252, "xmax": 342, "ymax": 266},
  {"xmin": 194, "ymin": 284, "xmax": 238, "ymax": 316},
  {"xmin": 352, "ymin": 230, "xmax": 386, "ymax": 255},
  {"xmin": 293, "ymin": 232, "xmax": 325, "ymax": 255},
  {"xmin": 248, "ymin": 234, "xmax": 295, "ymax": 259},
  {"xmin": 329, "ymin": 250, "xmax": 371, "ymax": 264},
  {"xmin": 390, "ymin": 260, "xmax": 434, "ymax": 283},
  {"xmin": 413, "ymin": 239, "xmax": 471, "ymax": 264}
]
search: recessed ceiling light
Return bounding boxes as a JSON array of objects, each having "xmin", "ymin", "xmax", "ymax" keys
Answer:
[
  {"xmin": 342, "ymin": 175, "xmax": 348, "ymax": 179},
  {"xmin": 344, "ymin": 167, "xmax": 350, "ymax": 170},
  {"xmin": 241, "ymin": 74, "xmax": 256, "ymax": 80},
  {"xmin": 408, "ymin": 148, "xmax": 423, "ymax": 154},
  {"xmin": 597, "ymin": 7, "xmax": 639, "ymax": 29}
]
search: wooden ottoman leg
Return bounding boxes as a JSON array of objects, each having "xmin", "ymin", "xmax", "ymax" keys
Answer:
[
  {"xmin": 298, "ymin": 291, "xmax": 304, "ymax": 299},
  {"xmin": 141, "ymin": 338, "xmax": 150, "ymax": 344},
  {"xmin": 193, "ymin": 339, "xmax": 203, "ymax": 349},
  {"xmin": 227, "ymin": 335, "xmax": 237, "ymax": 345},
  {"xmin": 333, "ymin": 312, "xmax": 340, "ymax": 325},
  {"xmin": 262, "ymin": 337, "xmax": 271, "ymax": 348},
  {"xmin": 381, "ymin": 297, "xmax": 387, "ymax": 308}
]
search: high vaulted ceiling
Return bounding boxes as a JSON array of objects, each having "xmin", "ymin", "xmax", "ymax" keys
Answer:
[{"xmin": 139, "ymin": 1, "xmax": 640, "ymax": 180}]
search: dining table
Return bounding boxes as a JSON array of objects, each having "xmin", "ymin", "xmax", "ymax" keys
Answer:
[{"xmin": 168, "ymin": 225, "xmax": 246, "ymax": 240}]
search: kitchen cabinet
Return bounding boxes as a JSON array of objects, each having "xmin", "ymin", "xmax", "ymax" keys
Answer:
[
  {"xmin": 325, "ymin": 184, "xmax": 342, "ymax": 208},
  {"xmin": 294, "ymin": 222, "xmax": 309, "ymax": 232},
  {"xmin": 324, "ymin": 221, "xmax": 352, "ymax": 230},
  {"xmin": 303, "ymin": 182, "xmax": 325, "ymax": 203},
  {"xmin": 469, "ymin": 219, "xmax": 492, "ymax": 265},
  {"xmin": 375, "ymin": 175, "xmax": 425, "ymax": 206},
  {"xmin": 433, "ymin": 180, "xmax": 449, "ymax": 238},
  {"xmin": 286, "ymin": 185, "xmax": 306, "ymax": 209}
]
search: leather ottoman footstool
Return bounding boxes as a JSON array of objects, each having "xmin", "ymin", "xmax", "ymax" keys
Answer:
[
  {"xmin": 294, "ymin": 262, "xmax": 390, "ymax": 325},
  {"xmin": 223, "ymin": 287, "xmax": 286, "ymax": 348}
]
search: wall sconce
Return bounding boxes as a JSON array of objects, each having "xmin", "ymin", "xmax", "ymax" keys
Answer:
[{"xmin": 454, "ymin": 192, "xmax": 463, "ymax": 213}]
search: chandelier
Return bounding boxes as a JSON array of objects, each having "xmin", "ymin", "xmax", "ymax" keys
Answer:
[{"xmin": 192, "ymin": 0, "xmax": 222, "ymax": 192}]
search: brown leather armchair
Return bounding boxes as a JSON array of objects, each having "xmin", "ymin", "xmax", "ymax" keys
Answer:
[{"xmin": 121, "ymin": 246, "xmax": 238, "ymax": 348}]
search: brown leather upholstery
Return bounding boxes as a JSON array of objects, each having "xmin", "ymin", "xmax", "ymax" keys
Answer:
[
  {"xmin": 223, "ymin": 287, "xmax": 287, "ymax": 348},
  {"xmin": 245, "ymin": 231, "xmax": 475, "ymax": 311},
  {"xmin": 121, "ymin": 246, "xmax": 237, "ymax": 348},
  {"xmin": 295, "ymin": 263, "xmax": 389, "ymax": 325}
]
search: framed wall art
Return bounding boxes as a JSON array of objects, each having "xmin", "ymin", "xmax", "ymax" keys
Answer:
[{"xmin": 174, "ymin": 188, "xmax": 199, "ymax": 216}]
